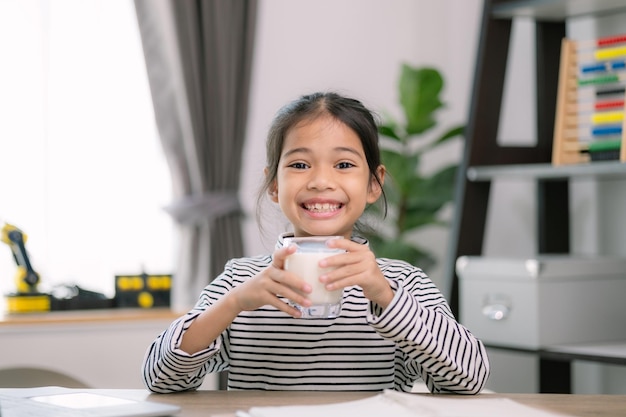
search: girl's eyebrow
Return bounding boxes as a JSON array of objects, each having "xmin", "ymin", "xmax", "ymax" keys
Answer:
[
  {"xmin": 282, "ymin": 146, "xmax": 363, "ymax": 159},
  {"xmin": 282, "ymin": 147, "xmax": 310, "ymax": 158},
  {"xmin": 334, "ymin": 146, "xmax": 364, "ymax": 158}
]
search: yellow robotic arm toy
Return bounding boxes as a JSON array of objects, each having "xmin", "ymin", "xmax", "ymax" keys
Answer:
[{"xmin": 1, "ymin": 222, "xmax": 50, "ymax": 312}]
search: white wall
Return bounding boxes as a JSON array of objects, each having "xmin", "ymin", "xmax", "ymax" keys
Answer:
[{"xmin": 240, "ymin": 0, "xmax": 483, "ymax": 294}]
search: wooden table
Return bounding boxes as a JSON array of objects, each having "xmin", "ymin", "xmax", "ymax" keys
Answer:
[{"xmin": 133, "ymin": 390, "xmax": 626, "ymax": 417}]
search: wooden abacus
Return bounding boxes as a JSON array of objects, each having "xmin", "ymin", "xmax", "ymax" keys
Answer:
[{"xmin": 552, "ymin": 34, "xmax": 626, "ymax": 165}]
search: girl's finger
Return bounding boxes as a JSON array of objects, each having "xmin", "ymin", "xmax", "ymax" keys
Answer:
[
  {"xmin": 270, "ymin": 245, "xmax": 298, "ymax": 269},
  {"xmin": 268, "ymin": 298, "xmax": 303, "ymax": 318}
]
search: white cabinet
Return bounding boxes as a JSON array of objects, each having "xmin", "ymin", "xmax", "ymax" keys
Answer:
[
  {"xmin": 0, "ymin": 309, "xmax": 217, "ymax": 390},
  {"xmin": 458, "ymin": 255, "xmax": 626, "ymax": 349}
]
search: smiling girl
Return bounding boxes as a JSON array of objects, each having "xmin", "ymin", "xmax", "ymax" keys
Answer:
[{"xmin": 142, "ymin": 92, "xmax": 490, "ymax": 394}]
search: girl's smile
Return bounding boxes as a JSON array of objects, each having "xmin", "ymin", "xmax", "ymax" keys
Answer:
[{"xmin": 300, "ymin": 198, "xmax": 344, "ymax": 218}]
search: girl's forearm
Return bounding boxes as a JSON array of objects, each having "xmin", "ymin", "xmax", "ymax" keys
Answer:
[{"xmin": 179, "ymin": 295, "xmax": 240, "ymax": 354}]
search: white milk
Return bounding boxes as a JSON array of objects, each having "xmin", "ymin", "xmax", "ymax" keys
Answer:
[
  {"xmin": 283, "ymin": 236, "xmax": 345, "ymax": 318},
  {"xmin": 284, "ymin": 252, "xmax": 343, "ymax": 304}
]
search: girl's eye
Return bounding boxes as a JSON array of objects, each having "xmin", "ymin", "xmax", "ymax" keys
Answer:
[
  {"xmin": 288, "ymin": 162, "xmax": 308, "ymax": 169},
  {"xmin": 336, "ymin": 161, "xmax": 355, "ymax": 169}
]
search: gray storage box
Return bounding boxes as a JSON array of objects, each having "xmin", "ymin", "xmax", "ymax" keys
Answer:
[{"xmin": 457, "ymin": 255, "xmax": 626, "ymax": 349}]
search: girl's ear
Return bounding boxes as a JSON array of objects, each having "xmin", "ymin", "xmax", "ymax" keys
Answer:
[
  {"xmin": 268, "ymin": 186, "xmax": 279, "ymax": 202},
  {"xmin": 264, "ymin": 167, "xmax": 279, "ymax": 203},
  {"xmin": 367, "ymin": 165, "xmax": 386, "ymax": 203}
]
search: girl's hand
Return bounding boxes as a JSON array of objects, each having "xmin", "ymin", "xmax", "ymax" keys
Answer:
[
  {"xmin": 227, "ymin": 245, "xmax": 312, "ymax": 318},
  {"xmin": 319, "ymin": 238, "xmax": 394, "ymax": 309},
  {"xmin": 181, "ymin": 245, "xmax": 313, "ymax": 354}
]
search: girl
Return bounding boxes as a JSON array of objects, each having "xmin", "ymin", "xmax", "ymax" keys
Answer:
[{"xmin": 142, "ymin": 92, "xmax": 490, "ymax": 393}]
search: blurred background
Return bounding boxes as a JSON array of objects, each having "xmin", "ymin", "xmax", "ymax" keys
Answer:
[
  {"xmin": 0, "ymin": 0, "xmax": 482, "ymax": 301},
  {"xmin": 2, "ymin": 0, "xmax": 626, "ymax": 394}
]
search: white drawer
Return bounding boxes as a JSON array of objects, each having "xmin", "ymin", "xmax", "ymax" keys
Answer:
[{"xmin": 457, "ymin": 256, "xmax": 626, "ymax": 349}]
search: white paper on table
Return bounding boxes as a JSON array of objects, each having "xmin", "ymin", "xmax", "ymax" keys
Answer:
[{"xmin": 239, "ymin": 390, "xmax": 572, "ymax": 417}]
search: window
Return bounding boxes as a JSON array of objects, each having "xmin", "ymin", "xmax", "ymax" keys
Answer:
[{"xmin": 0, "ymin": 0, "xmax": 174, "ymax": 303}]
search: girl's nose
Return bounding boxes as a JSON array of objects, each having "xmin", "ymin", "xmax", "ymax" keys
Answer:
[{"xmin": 307, "ymin": 167, "xmax": 335, "ymax": 190}]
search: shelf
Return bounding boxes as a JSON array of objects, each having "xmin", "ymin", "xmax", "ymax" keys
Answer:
[
  {"xmin": 491, "ymin": 0, "xmax": 626, "ymax": 20},
  {"xmin": 452, "ymin": 0, "xmax": 626, "ymax": 393},
  {"xmin": 542, "ymin": 340, "xmax": 626, "ymax": 365},
  {"xmin": 466, "ymin": 161, "xmax": 626, "ymax": 181},
  {"xmin": 0, "ymin": 307, "xmax": 180, "ymax": 327},
  {"xmin": 486, "ymin": 342, "xmax": 626, "ymax": 366}
]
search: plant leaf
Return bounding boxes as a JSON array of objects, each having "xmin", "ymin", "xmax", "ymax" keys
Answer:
[
  {"xmin": 378, "ymin": 124, "xmax": 402, "ymax": 142},
  {"xmin": 367, "ymin": 234, "xmax": 436, "ymax": 270},
  {"xmin": 401, "ymin": 208, "xmax": 439, "ymax": 231},
  {"xmin": 399, "ymin": 64, "xmax": 444, "ymax": 135},
  {"xmin": 428, "ymin": 124, "xmax": 464, "ymax": 149},
  {"xmin": 402, "ymin": 165, "xmax": 458, "ymax": 230},
  {"xmin": 406, "ymin": 165, "xmax": 458, "ymax": 208},
  {"xmin": 381, "ymin": 148, "xmax": 418, "ymax": 198}
]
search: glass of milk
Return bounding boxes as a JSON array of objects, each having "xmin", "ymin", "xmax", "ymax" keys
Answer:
[{"xmin": 283, "ymin": 236, "xmax": 345, "ymax": 319}]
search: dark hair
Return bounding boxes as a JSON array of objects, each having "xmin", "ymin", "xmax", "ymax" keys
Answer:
[{"xmin": 256, "ymin": 91, "xmax": 387, "ymax": 231}]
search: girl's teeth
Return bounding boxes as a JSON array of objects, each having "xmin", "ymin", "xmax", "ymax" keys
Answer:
[{"xmin": 306, "ymin": 203, "xmax": 339, "ymax": 212}]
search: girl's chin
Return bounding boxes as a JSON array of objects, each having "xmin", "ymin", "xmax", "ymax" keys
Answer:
[
  {"xmin": 293, "ymin": 211, "xmax": 351, "ymax": 237},
  {"xmin": 296, "ymin": 226, "xmax": 350, "ymax": 238}
]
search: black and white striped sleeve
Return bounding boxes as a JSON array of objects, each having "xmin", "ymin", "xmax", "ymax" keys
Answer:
[
  {"xmin": 368, "ymin": 261, "xmax": 490, "ymax": 394},
  {"xmin": 141, "ymin": 262, "xmax": 239, "ymax": 393}
]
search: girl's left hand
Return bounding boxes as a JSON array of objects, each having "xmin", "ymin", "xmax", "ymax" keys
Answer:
[{"xmin": 319, "ymin": 238, "xmax": 394, "ymax": 309}]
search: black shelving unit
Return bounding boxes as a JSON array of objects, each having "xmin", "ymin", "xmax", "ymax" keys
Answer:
[{"xmin": 445, "ymin": 0, "xmax": 626, "ymax": 393}]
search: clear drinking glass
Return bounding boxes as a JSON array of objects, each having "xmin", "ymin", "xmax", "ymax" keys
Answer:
[{"xmin": 283, "ymin": 236, "xmax": 345, "ymax": 319}]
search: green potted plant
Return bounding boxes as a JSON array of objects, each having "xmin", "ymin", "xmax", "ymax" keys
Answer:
[{"xmin": 365, "ymin": 63, "xmax": 464, "ymax": 271}]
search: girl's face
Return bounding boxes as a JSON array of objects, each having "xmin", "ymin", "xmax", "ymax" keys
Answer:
[{"xmin": 268, "ymin": 115, "xmax": 384, "ymax": 239}]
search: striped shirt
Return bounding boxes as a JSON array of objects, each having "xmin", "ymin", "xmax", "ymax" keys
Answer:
[{"xmin": 142, "ymin": 235, "xmax": 490, "ymax": 394}]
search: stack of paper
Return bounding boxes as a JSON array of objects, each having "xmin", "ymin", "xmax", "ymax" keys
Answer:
[{"xmin": 236, "ymin": 390, "xmax": 571, "ymax": 417}]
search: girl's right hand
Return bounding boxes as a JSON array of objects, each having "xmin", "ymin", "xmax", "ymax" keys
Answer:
[
  {"xmin": 180, "ymin": 245, "xmax": 312, "ymax": 354},
  {"xmin": 227, "ymin": 245, "xmax": 312, "ymax": 318}
]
